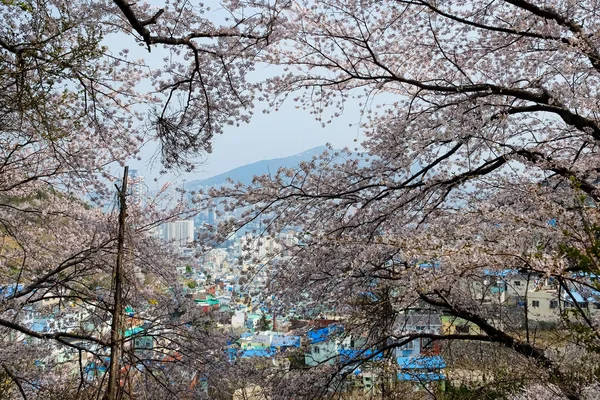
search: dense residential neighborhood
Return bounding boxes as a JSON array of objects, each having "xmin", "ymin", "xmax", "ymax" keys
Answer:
[
  {"xmin": 8, "ymin": 200, "xmax": 600, "ymax": 398},
  {"xmin": 3, "ymin": 0, "xmax": 600, "ymax": 398}
]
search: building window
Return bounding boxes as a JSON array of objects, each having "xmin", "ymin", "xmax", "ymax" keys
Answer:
[
  {"xmin": 421, "ymin": 338, "xmax": 433, "ymax": 349},
  {"xmin": 456, "ymin": 325, "xmax": 470, "ymax": 334},
  {"xmin": 532, "ymin": 300, "xmax": 540, "ymax": 308},
  {"xmin": 514, "ymin": 281, "xmax": 521, "ymax": 286},
  {"xmin": 313, "ymin": 346, "xmax": 320, "ymax": 354},
  {"xmin": 402, "ymin": 341, "xmax": 414, "ymax": 350},
  {"xmin": 594, "ymin": 303, "xmax": 600, "ymax": 310},
  {"xmin": 550, "ymin": 300, "xmax": 559, "ymax": 309}
]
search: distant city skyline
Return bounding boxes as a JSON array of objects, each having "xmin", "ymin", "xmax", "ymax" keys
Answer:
[{"xmin": 128, "ymin": 169, "xmax": 147, "ymax": 207}]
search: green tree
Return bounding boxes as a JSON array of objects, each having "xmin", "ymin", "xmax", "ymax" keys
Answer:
[{"xmin": 256, "ymin": 312, "xmax": 271, "ymax": 332}]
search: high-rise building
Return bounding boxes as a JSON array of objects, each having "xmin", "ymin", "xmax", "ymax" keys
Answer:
[
  {"xmin": 207, "ymin": 203, "xmax": 216, "ymax": 226},
  {"xmin": 128, "ymin": 169, "xmax": 147, "ymax": 208},
  {"xmin": 162, "ymin": 220, "xmax": 195, "ymax": 247}
]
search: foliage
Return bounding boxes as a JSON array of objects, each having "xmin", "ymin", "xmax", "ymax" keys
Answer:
[
  {"xmin": 6, "ymin": 0, "xmax": 600, "ymax": 398},
  {"xmin": 256, "ymin": 312, "xmax": 271, "ymax": 332},
  {"xmin": 187, "ymin": 280, "xmax": 197, "ymax": 289},
  {"xmin": 202, "ymin": 1, "xmax": 600, "ymax": 399},
  {"xmin": 0, "ymin": 0, "xmax": 280, "ymax": 397}
]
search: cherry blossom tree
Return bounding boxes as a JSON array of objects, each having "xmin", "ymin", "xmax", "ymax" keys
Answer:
[
  {"xmin": 204, "ymin": 1, "xmax": 600, "ymax": 398},
  {"xmin": 0, "ymin": 0, "xmax": 282, "ymax": 397},
  {"xmin": 7, "ymin": 0, "xmax": 600, "ymax": 398}
]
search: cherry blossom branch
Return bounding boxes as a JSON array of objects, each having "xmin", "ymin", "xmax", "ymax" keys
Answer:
[
  {"xmin": 419, "ymin": 291, "xmax": 581, "ymax": 400},
  {"xmin": 0, "ymin": 317, "xmax": 108, "ymax": 347}
]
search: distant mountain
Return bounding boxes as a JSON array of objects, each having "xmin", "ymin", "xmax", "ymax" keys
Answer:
[
  {"xmin": 186, "ymin": 146, "xmax": 461, "ymax": 197},
  {"xmin": 187, "ymin": 146, "xmax": 334, "ymax": 189}
]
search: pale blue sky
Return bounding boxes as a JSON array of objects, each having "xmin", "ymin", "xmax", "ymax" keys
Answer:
[
  {"xmin": 127, "ymin": 97, "xmax": 365, "ymax": 187},
  {"xmin": 106, "ymin": 4, "xmax": 369, "ymax": 188}
]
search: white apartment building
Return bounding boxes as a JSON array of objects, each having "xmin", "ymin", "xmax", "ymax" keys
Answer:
[{"xmin": 162, "ymin": 220, "xmax": 195, "ymax": 247}]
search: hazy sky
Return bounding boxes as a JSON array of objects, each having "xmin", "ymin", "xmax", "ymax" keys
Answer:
[
  {"xmin": 127, "ymin": 98, "xmax": 364, "ymax": 187},
  {"xmin": 109, "ymin": 4, "xmax": 369, "ymax": 189}
]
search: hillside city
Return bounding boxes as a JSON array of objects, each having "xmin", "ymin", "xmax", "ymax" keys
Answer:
[
  {"xmin": 9, "ymin": 162, "xmax": 599, "ymax": 399},
  {"xmin": 3, "ymin": 1, "xmax": 600, "ymax": 399}
]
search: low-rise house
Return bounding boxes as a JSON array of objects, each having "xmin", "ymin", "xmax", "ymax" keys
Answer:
[
  {"xmin": 394, "ymin": 312, "xmax": 443, "ymax": 357},
  {"xmin": 397, "ymin": 355, "xmax": 446, "ymax": 386},
  {"xmin": 124, "ymin": 326, "xmax": 153, "ymax": 353},
  {"xmin": 526, "ymin": 289, "xmax": 560, "ymax": 322},
  {"xmin": 232, "ymin": 311, "xmax": 246, "ymax": 329},
  {"xmin": 393, "ymin": 312, "xmax": 446, "ymax": 388},
  {"xmin": 239, "ymin": 331, "xmax": 301, "ymax": 352},
  {"xmin": 305, "ymin": 324, "xmax": 343, "ymax": 367}
]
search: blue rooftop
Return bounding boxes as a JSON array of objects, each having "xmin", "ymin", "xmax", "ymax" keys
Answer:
[
  {"xmin": 339, "ymin": 348, "xmax": 383, "ymax": 363},
  {"xmin": 307, "ymin": 324, "xmax": 343, "ymax": 344},
  {"xmin": 562, "ymin": 291, "xmax": 585, "ymax": 303},
  {"xmin": 359, "ymin": 291, "xmax": 379, "ymax": 301},
  {"xmin": 125, "ymin": 326, "xmax": 144, "ymax": 338},
  {"xmin": 418, "ymin": 262, "xmax": 440, "ymax": 269},
  {"xmin": 397, "ymin": 355, "xmax": 446, "ymax": 369},
  {"xmin": 571, "ymin": 272, "xmax": 598, "ymax": 279},
  {"xmin": 0, "ymin": 284, "xmax": 24, "ymax": 298},
  {"xmin": 84, "ymin": 362, "xmax": 107, "ymax": 373},
  {"xmin": 241, "ymin": 348, "xmax": 275, "ymax": 358},
  {"xmin": 30, "ymin": 319, "xmax": 50, "ymax": 333}
]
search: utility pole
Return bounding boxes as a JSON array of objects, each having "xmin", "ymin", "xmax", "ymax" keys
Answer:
[{"xmin": 107, "ymin": 166, "xmax": 128, "ymax": 400}]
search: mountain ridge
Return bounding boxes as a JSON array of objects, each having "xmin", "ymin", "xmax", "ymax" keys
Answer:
[{"xmin": 186, "ymin": 146, "xmax": 331, "ymax": 189}]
